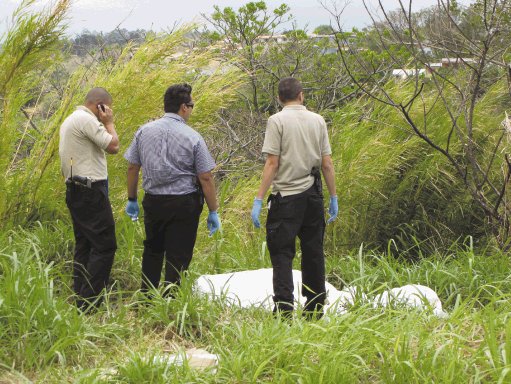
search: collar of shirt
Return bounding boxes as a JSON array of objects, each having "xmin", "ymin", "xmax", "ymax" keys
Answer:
[
  {"xmin": 163, "ymin": 112, "xmax": 185, "ymax": 123},
  {"xmin": 282, "ymin": 105, "xmax": 307, "ymax": 111},
  {"xmin": 76, "ymin": 105, "xmax": 97, "ymax": 118}
]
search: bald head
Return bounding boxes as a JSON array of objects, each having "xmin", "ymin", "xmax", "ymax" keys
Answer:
[{"xmin": 85, "ymin": 87, "xmax": 112, "ymax": 106}]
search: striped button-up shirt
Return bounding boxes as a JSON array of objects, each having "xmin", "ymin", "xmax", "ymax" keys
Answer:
[{"xmin": 124, "ymin": 113, "xmax": 216, "ymax": 195}]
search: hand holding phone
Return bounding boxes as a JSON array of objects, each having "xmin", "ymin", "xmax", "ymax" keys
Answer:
[{"xmin": 97, "ymin": 103, "xmax": 113, "ymax": 125}]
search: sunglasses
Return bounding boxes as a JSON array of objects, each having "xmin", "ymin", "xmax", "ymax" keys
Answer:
[{"xmin": 185, "ymin": 102, "xmax": 194, "ymax": 109}]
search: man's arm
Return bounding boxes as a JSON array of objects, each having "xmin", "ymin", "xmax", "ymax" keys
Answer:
[
  {"xmin": 255, "ymin": 154, "xmax": 280, "ymax": 199},
  {"xmin": 99, "ymin": 106, "xmax": 119, "ymax": 154},
  {"xmin": 127, "ymin": 163, "xmax": 141, "ymax": 199},
  {"xmin": 104, "ymin": 123, "xmax": 120, "ymax": 154},
  {"xmin": 251, "ymin": 154, "xmax": 279, "ymax": 228},
  {"xmin": 321, "ymin": 155, "xmax": 336, "ymax": 197},
  {"xmin": 198, "ymin": 171, "xmax": 219, "ymax": 212}
]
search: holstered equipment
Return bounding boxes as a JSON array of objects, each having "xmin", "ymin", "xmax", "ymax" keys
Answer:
[
  {"xmin": 66, "ymin": 175, "xmax": 93, "ymax": 188},
  {"xmin": 311, "ymin": 166, "xmax": 322, "ymax": 195},
  {"xmin": 194, "ymin": 177, "xmax": 205, "ymax": 205}
]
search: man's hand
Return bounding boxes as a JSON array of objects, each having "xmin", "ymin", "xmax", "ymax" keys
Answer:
[
  {"xmin": 207, "ymin": 211, "xmax": 221, "ymax": 236},
  {"xmin": 125, "ymin": 199, "xmax": 139, "ymax": 221},
  {"xmin": 327, "ymin": 196, "xmax": 338, "ymax": 224},
  {"xmin": 251, "ymin": 198, "xmax": 263, "ymax": 228},
  {"xmin": 101, "ymin": 104, "xmax": 119, "ymax": 154},
  {"xmin": 98, "ymin": 104, "xmax": 114, "ymax": 126}
]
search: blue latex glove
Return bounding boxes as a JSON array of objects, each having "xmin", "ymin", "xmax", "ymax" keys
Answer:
[
  {"xmin": 251, "ymin": 198, "xmax": 263, "ymax": 228},
  {"xmin": 125, "ymin": 200, "xmax": 139, "ymax": 221},
  {"xmin": 327, "ymin": 196, "xmax": 338, "ymax": 224},
  {"xmin": 207, "ymin": 211, "xmax": 221, "ymax": 236}
]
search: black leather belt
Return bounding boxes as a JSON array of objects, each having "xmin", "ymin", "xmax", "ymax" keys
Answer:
[{"xmin": 66, "ymin": 179, "xmax": 107, "ymax": 189}]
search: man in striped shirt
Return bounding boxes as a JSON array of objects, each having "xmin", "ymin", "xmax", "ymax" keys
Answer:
[{"xmin": 124, "ymin": 83, "xmax": 220, "ymax": 295}]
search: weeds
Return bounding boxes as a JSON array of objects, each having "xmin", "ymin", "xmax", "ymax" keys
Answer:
[{"xmin": 1, "ymin": 222, "xmax": 510, "ymax": 382}]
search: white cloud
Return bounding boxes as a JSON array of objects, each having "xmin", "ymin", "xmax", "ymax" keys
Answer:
[
  {"xmin": 72, "ymin": 0, "xmax": 141, "ymax": 10},
  {"xmin": 4, "ymin": 0, "xmax": 140, "ymax": 10}
]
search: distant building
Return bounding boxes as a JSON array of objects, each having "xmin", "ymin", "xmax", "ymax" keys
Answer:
[
  {"xmin": 441, "ymin": 57, "xmax": 477, "ymax": 66},
  {"xmin": 309, "ymin": 34, "xmax": 337, "ymax": 44},
  {"xmin": 254, "ymin": 34, "xmax": 288, "ymax": 44},
  {"xmin": 425, "ymin": 58, "xmax": 477, "ymax": 74},
  {"xmin": 391, "ymin": 68, "xmax": 426, "ymax": 79},
  {"xmin": 425, "ymin": 62, "xmax": 443, "ymax": 74}
]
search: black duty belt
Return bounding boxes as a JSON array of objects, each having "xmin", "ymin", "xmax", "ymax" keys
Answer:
[{"xmin": 66, "ymin": 177, "xmax": 107, "ymax": 189}]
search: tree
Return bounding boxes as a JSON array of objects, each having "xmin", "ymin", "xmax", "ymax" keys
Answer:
[
  {"xmin": 0, "ymin": 0, "xmax": 70, "ymax": 222},
  {"xmin": 324, "ymin": 0, "xmax": 511, "ymax": 249},
  {"xmin": 202, "ymin": 1, "xmax": 361, "ymax": 171},
  {"xmin": 313, "ymin": 24, "xmax": 334, "ymax": 35},
  {"xmin": 204, "ymin": 1, "xmax": 291, "ymax": 112}
]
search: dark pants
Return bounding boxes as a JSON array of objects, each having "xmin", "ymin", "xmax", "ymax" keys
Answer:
[
  {"xmin": 141, "ymin": 192, "xmax": 203, "ymax": 294},
  {"xmin": 266, "ymin": 185, "xmax": 326, "ymax": 316},
  {"xmin": 66, "ymin": 182, "xmax": 116, "ymax": 310}
]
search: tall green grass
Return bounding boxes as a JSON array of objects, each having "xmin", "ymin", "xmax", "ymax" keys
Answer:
[
  {"xmin": 1, "ymin": 15, "xmax": 246, "ymax": 226},
  {"xmin": 0, "ymin": 0, "xmax": 69, "ymax": 223},
  {"xmin": 2, "ymin": 222, "xmax": 511, "ymax": 382},
  {"xmin": 2, "ymin": 2, "xmax": 511, "ymax": 382},
  {"xmin": 326, "ymin": 79, "xmax": 511, "ymax": 252}
]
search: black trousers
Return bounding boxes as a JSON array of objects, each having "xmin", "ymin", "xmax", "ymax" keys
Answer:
[
  {"xmin": 141, "ymin": 192, "xmax": 203, "ymax": 293},
  {"xmin": 66, "ymin": 182, "xmax": 116, "ymax": 309},
  {"xmin": 266, "ymin": 185, "xmax": 326, "ymax": 315}
]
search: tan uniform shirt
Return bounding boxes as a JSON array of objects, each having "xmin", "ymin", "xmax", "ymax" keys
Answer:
[
  {"xmin": 262, "ymin": 105, "xmax": 332, "ymax": 197},
  {"xmin": 59, "ymin": 106, "xmax": 113, "ymax": 181}
]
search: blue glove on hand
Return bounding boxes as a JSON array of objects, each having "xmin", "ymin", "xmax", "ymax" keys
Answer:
[
  {"xmin": 251, "ymin": 198, "xmax": 263, "ymax": 228},
  {"xmin": 327, "ymin": 196, "xmax": 338, "ymax": 224},
  {"xmin": 207, "ymin": 211, "xmax": 221, "ymax": 236},
  {"xmin": 125, "ymin": 199, "xmax": 139, "ymax": 221}
]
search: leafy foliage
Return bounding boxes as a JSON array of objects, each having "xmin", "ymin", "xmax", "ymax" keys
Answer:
[
  {"xmin": 3, "ymin": 1, "xmax": 511, "ymax": 382},
  {"xmin": 0, "ymin": 22, "xmax": 245, "ymax": 224},
  {"xmin": 0, "ymin": 0, "xmax": 70, "ymax": 222},
  {"xmin": 2, "ymin": 221, "xmax": 511, "ymax": 382},
  {"xmin": 204, "ymin": 1, "xmax": 291, "ymax": 112}
]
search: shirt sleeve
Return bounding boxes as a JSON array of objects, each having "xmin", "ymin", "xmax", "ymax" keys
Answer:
[
  {"xmin": 81, "ymin": 118, "xmax": 113, "ymax": 150},
  {"xmin": 124, "ymin": 131, "xmax": 141, "ymax": 165},
  {"xmin": 262, "ymin": 117, "xmax": 281, "ymax": 156},
  {"xmin": 194, "ymin": 137, "xmax": 216, "ymax": 174},
  {"xmin": 320, "ymin": 117, "xmax": 332, "ymax": 156}
]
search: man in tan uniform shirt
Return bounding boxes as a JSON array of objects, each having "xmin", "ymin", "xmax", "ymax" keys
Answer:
[
  {"xmin": 59, "ymin": 87, "xmax": 119, "ymax": 310},
  {"xmin": 251, "ymin": 77, "xmax": 338, "ymax": 318}
]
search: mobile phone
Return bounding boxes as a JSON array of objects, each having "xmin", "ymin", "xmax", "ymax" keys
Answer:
[{"xmin": 98, "ymin": 103, "xmax": 106, "ymax": 113}]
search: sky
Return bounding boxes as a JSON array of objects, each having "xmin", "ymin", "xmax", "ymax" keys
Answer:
[{"xmin": 1, "ymin": 0, "xmax": 474, "ymax": 36}]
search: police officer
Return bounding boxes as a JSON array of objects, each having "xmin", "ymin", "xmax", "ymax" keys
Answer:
[
  {"xmin": 251, "ymin": 77, "xmax": 338, "ymax": 318},
  {"xmin": 124, "ymin": 83, "xmax": 221, "ymax": 296},
  {"xmin": 59, "ymin": 87, "xmax": 120, "ymax": 310}
]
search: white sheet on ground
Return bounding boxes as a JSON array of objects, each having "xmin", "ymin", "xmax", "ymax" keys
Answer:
[
  {"xmin": 194, "ymin": 268, "xmax": 448, "ymax": 317},
  {"xmin": 373, "ymin": 284, "xmax": 448, "ymax": 318},
  {"xmin": 194, "ymin": 268, "xmax": 360, "ymax": 314}
]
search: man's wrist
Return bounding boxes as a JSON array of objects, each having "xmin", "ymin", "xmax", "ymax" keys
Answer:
[{"xmin": 128, "ymin": 197, "xmax": 137, "ymax": 202}]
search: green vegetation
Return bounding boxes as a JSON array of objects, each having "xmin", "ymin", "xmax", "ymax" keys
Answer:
[
  {"xmin": 330, "ymin": 79, "xmax": 511, "ymax": 253},
  {"xmin": 2, "ymin": 0, "xmax": 511, "ymax": 382},
  {"xmin": 2, "ymin": 222, "xmax": 511, "ymax": 382}
]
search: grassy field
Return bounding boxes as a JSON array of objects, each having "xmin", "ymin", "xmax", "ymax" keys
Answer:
[
  {"xmin": 1, "ymin": 211, "xmax": 511, "ymax": 383},
  {"xmin": 3, "ymin": 2, "xmax": 511, "ymax": 382}
]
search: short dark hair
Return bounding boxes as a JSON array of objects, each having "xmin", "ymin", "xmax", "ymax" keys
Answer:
[
  {"xmin": 85, "ymin": 87, "xmax": 112, "ymax": 105},
  {"xmin": 278, "ymin": 77, "xmax": 303, "ymax": 102},
  {"xmin": 164, "ymin": 83, "xmax": 192, "ymax": 113}
]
